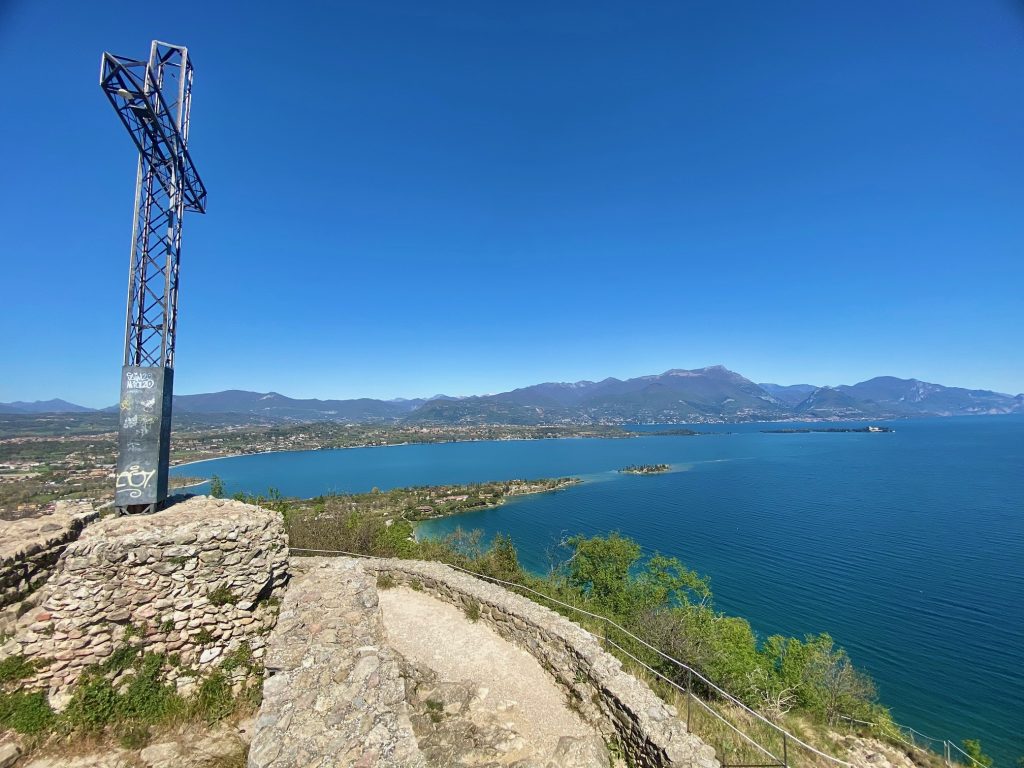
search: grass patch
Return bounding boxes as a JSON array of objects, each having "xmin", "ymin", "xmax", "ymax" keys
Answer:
[
  {"xmin": 0, "ymin": 654, "xmax": 45, "ymax": 684},
  {"xmin": 195, "ymin": 629, "xmax": 215, "ymax": 645},
  {"xmin": 190, "ymin": 669, "xmax": 234, "ymax": 725},
  {"xmin": 208, "ymin": 587, "xmax": 237, "ymax": 607},
  {"xmin": 376, "ymin": 573, "xmax": 396, "ymax": 590},
  {"xmin": 462, "ymin": 598, "xmax": 481, "ymax": 623},
  {"xmin": 221, "ymin": 642, "xmax": 254, "ymax": 673},
  {"xmin": 0, "ymin": 643, "xmax": 261, "ymax": 749}
]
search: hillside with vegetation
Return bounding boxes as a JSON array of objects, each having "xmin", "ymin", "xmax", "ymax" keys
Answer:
[{"xmin": 235, "ymin": 484, "xmax": 1000, "ymax": 768}]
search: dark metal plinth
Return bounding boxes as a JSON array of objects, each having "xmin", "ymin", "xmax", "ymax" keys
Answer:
[{"xmin": 114, "ymin": 366, "xmax": 173, "ymax": 512}]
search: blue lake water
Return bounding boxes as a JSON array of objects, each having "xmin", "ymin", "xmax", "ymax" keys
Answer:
[{"xmin": 172, "ymin": 416, "xmax": 1024, "ymax": 764}]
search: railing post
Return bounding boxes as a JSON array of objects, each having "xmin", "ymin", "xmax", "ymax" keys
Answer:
[
  {"xmin": 686, "ymin": 668, "xmax": 693, "ymax": 731},
  {"xmin": 782, "ymin": 732, "xmax": 789, "ymax": 768},
  {"xmin": 944, "ymin": 741, "xmax": 950, "ymax": 766}
]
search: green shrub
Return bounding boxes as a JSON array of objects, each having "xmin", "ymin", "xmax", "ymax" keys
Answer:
[
  {"xmin": 463, "ymin": 599, "xmax": 481, "ymax": 623},
  {"xmin": 103, "ymin": 644, "xmax": 142, "ymax": 674},
  {"xmin": 0, "ymin": 689, "xmax": 55, "ymax": 734},
  {"xmin": 376, "ymin": 573, "xmax": 396, "ymax": 590},
  {"xmin": 0, "ymin": 654, "xmax": 42, "ymax": 685},
  {"xmin": 221, "ymin": 642, "xmax": 254, "ymax": 673},
  {"xmin": 961, "ymin": 740, "xmax": 994, "ymax": 768},
  {"xmin": 118, "ymin": 654, "xmax": 181, "ymax": 723},
  {"xmin": 65, "ymin": 674, "xmax": 120, "ymax": 731}
]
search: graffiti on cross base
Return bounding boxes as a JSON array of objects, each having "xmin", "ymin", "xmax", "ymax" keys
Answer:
[{"xmin": 116, "ymin": 464, "xmax": 156, "ymax": 499}]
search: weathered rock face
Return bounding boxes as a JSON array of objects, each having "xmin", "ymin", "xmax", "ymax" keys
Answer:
[
  {"xmin": 1, "ymin": 496, "xmax": 288, "ymax": 705},
  {"xmin": 0, "ymin": 500, "xmax": 98, "ymax": 633}
]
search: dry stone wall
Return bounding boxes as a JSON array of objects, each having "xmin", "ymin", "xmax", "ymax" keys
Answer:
[
  {"xmin": 251, "ymin": 558, "xmax": 424, "ymax": 768},
  {"xmin": 0, "ymin": 500, "xmax": 99, "ymax": 635},
  {"xmin": 364, "ymin": 558, "xmax": 719, "ymax": 768},
  {"xmin": 0, "ymin": 496, "xmax": 288, "ymax": 706}
]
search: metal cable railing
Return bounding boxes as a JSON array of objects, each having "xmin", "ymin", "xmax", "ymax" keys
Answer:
[{"xmin": 840, "ymin": 717, "xmax": 989, "ymax": 768}]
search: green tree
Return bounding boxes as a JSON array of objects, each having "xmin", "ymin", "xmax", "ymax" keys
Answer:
[
  {"xmin": 209, "ymin": 475, "xmax": 224, "ymax": 498},
  {"xmin": 637, "ymin": 553, "xmax": 712, "ymax": 609},
  {"xmin": 763, "ymin": 633, "xmax": 875, "ymax": 724},
  {"xmin": 565, "ymin": 532, "xmax": 640, "ymax": 616},
  {"xmin": 961, "ymin": 740, "xmax": 993, "ymax": 768}
]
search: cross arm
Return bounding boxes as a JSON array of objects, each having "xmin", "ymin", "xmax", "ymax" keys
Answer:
[{"xmin": 99, "ymin": 52, "xmax": 207, "ymax": 214}]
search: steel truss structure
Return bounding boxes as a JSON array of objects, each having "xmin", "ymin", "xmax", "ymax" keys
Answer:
[{"xmin": 100, "ymin": 40, "xmax": 207, "ymax": 514}]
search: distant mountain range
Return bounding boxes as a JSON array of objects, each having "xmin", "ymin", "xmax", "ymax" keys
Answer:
[
  {"xmin": 2, "ymin": 366, "xmax": 1021, "ymax": 425},
  {"xmin": 0, "ymin": 398, "xmax": 95, "ymax": 414}
]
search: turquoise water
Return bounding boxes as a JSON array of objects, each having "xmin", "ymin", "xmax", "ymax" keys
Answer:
[{"xmin": 173, "ymin": 417, "xmax": 1024, "ymax": 764}]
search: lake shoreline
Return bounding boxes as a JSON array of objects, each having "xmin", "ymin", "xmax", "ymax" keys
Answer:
[{"xmin": 170, "ymin": 417, "xmax": 903, "ymax": 473}]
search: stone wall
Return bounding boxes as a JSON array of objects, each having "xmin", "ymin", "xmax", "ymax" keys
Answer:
[
  {"xmin": 0, "ymin": 497, "xmax": 289, "ymax": 706},
  {"xmin": 0, "ymin": 500, "xmax": 99, "ymax": 635},
  {"xmin": 251, "ymin": 558, "xmax": 424, "ymax": 768},
  {"xmin": 363, "ymin": 558, "xmax": 717, "ymax": 768}
]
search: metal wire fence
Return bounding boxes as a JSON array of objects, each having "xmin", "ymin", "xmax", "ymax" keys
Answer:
[
  {"xmin": 840, "ymin": 718, "xmax": 990, "ymax": 768},
  {"xmin": 289, "ymin": 546, "xmax": 975, "ymax": 768}
]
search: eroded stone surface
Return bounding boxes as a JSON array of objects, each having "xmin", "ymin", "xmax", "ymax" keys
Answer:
[
  {"xmin": 838, "ymin": 734, "xmax": 924, "ymax": 768},
  {"xmin": 381, "ymin": 586, "xmax": 601, "ymax": 766}
]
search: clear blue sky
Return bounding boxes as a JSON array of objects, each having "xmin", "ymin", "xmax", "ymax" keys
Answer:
[{"xmin": 1, "ymin": 1, "xmax": 1022, "ymax": 407}]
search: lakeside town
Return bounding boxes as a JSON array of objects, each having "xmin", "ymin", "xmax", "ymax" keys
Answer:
[{"xmin": 0, "ymin": 415, "xmax": 625, "ymax": 519}]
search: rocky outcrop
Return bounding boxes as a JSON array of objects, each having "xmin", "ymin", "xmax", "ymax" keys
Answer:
[
  {"xmin": 838, "ymin": 734, "xmax": 926, "ymax": 768},
  {"xmin": 251, "ymin": 558, "xmax": 424, "ymax": 768},
  {"xmin": 0, "ymin": 496, "xmax": 288, "ymax": 705},
  {"xmin": 0, "ymin": 500, "xmax": 98, "ymax": 634}
]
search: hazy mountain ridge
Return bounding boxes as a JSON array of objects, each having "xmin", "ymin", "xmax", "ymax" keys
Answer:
[
  {"xmin": 757, "ymin": 383, "xmax": 818, "ymax": 407},
  {"xmin": 3, "ymin": 367, "xmax": 1021, "ymax": 424},
  {"xmin": 0, "ymin": 399, "xmax": 97, "ymax": 414}
]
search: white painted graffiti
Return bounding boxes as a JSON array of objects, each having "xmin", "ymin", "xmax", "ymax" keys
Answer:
[
  {"xmin": 136, "ymin": 414, "xmax": 156, "ymax": 437},
  {"xmin": 125, "ymin": 371, "xmax": 156, "ymax": 390},
  {"xmin": 116, "ymin": 464, "xmax": 156, "ymax": 499}
]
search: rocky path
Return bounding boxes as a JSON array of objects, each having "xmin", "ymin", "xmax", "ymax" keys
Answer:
[
  {"xmin": 379, "ymin": 586, "xmax": 608, "ymax": 767},
  {"xmin": 249, "ymin": 558, "xmax": 424, "ymax": 768}
]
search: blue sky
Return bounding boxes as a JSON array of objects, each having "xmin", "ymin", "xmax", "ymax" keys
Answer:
[{"xmin": 1, "ymin": 1, "xmax": 1022, "ymax": 407}]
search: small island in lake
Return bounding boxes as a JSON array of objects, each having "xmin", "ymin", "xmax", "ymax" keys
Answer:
[
  {"xmin": 639, "ymin": 428, "xmax": 706, "ymax": 436},
  {"xmin": 761, "ymin": 426, "xmax": 894, "ymax": 434},
  {"xmin": 619, "ymin": 463, "xmax": 671, "ymax": 475}
]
